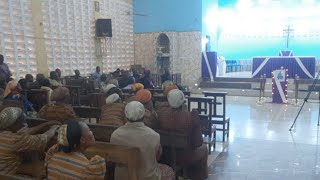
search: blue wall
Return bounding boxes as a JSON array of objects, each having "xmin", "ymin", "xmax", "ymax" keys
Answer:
[
  {"xmin": 134, "ymin": 0, "xmax": 202, "ymax": 33},
  {"xmin": 202, "ymin": 0, "xmax": 320, "ymax": 59}
]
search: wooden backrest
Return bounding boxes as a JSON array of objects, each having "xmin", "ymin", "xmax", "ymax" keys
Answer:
[
  {"xmin": 84, "ymin": 142, "xmax": 139, "ymax": 180},
  {"xmin": 172, "ymin": 73, "xmax": 181, "ymax": 85},
  {"xmin": 202, "ymin": 91, "xmax": 228, "ymax": 118},
  {"xmin": 87, "ymin": 93, "xmax": 107, "ymax": 108},
  {"xmin": 0, "ymin": 174, "xmax": 32, "ymax": 180}
]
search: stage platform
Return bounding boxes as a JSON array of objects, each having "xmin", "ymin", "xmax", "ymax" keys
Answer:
[{"xmin": 198, "ymin": 73, "xmax": 319, "ymax": 100}]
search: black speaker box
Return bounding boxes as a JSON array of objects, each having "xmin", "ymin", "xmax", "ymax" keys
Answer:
[{"xmin": 96, "ymin": 19, "xmax": 112, "ymax": 37}]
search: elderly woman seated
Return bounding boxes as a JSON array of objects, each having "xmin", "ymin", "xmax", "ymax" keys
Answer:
[
  {"xmin": 99, "ymin": 93, "xmax": 126, "ymax": 126},
  {"xmin": 156, "ymin": 89, "xmax": 208, "ymax": 180},
  {"xmin": 0, "ymin": 107, "xmax": 60, "ymax": 175},
  {"xmin": 3, "ymin": 81, "xmax": 34, "ymax": 111},
  {"xmin": 46, "ymin": 120, "xmax": 106, "ymax": 179},
  {"xmin": 39, "ymin": 86, "xmax": 76, "ymax": 123},
  {"xmin": 111, "ymin": 101, "xmax": 175, "ymax": 180},
  {"xmin": 132, "ymin": 89, "xmax": 158, "ymax": 128}
]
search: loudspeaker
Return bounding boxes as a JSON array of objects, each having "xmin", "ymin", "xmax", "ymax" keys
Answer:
[{"xmin": 96, "ymin": 19, "xmax": 112, "ymax": 37}]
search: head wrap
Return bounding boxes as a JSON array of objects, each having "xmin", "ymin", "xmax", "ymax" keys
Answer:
[
  {"xmin": 167, "ymin": 89, "xmax": 185, "ymax": 108},
  {"xmin": 162, "ymin": 81, "xmax": 174, "ymax": 90},
  {"xmin": 163, "ymin": 84, "xmax": 178, "ymax": 97},
  {"xmin": 51, "ymin": 87, "xmax": 70, "ymax": 103},
  {"xmin": 131, "ymin": 83, "xmax": 144, "ymax": 92},
  {"xmin": 108, "ymin": 79, "xmax": 119, "ymax": 87},
  {"xmin": 57, "ymin": 124, "xmax": 69, "ymax": 146},
  {"xmin": 125, "ymin": 101, "xmax": 145, "ymax": 121},
  {"xmin": 102, "ymin": 84, "xmax": 116, "ymax": 94},
  {"xmin": 3, "ymin": 81, "xmax": 17, "ymax": 97},
  {"xmin": 0, "ymin": 107, "xmax": 22, "ymax": 129},
  {"xmin": 105, "ymin": 93, "xmax": 120, "ymax": 104},
  {"xmin": 135, "ymin": 89, "xmax": 152, "ymax": 104}
]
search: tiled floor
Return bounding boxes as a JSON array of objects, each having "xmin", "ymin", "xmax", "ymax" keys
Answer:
[{"xmin": 208, "ymin": 96, "xmax": 320, "ymax": 180}]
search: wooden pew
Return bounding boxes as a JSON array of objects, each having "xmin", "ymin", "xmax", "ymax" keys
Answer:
[
  {"xmin": 84, "ymin": 142, "xmax": 139, "ymax": 180},
  {"xmin": 0, "ymin": 174, "xmax": 32, "ymax": 180},
  {"xmin": 26, "ymin": 117, "xmax": 200, "ymax": 175},
  {"xmin": 73, "ymin": 106, "xmax": 101, "ymax": 123}
]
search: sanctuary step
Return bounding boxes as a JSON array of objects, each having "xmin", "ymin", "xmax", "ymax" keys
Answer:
[{"xmin": 200, "ymin": 77, "xmax": 263, "ymax": 89}]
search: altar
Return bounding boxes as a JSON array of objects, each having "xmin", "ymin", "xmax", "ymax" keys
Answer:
[{"xmin": 252, "ymin": 56, "xmax": 315, "ymax": 79}]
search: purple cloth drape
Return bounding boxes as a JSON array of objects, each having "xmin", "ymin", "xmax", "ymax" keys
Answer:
[{"xmin": 252, "ymin": 57, "xmax": 315, "ymax": 79}]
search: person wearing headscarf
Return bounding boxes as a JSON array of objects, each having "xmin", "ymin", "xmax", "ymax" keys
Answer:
[
  {"xmin": 51, "ymin": 86, "xmax": 71, "ymax": 104},
  {"xmin": 39, "ymin": 86, "xmax": 76, "ymax": 123},
  {"xmin": 45, "ymin": 120, "xmax": 106, "ymax": 179},
  {"xmin": 134, "ymin": 89, "xmax": 158, "ymax": 128},
  {"xmin": 102, "ymin": 84, "xmax": 123, "ymax": 99},
  {"xmin": 107, "ymin": 78, "xmax": 119, "ymax": 88},
  {"xmin": 156, "ymin": 89, "xmax": 208, "ymax": 180},
  {"xmin": 99, "ymin": 93, "xmax": 126, "ymax": 126},
  {"xmin": 0, "ymin": 107, "xmax": 60, "ymax": 175},
  {"xmin": 3, "ymin": 81, "xmax": 34, "ymax": 111},
  {"xmin": 39, "ymin": 78, "xmax": 53, "ymax": 104},
  {"xmin": 131, "ymin": 83, "xmax": 144, "ymax": 93},
  {"xmin": 111, "ymin": 101, "xmax": 175, "ymax": 180}
]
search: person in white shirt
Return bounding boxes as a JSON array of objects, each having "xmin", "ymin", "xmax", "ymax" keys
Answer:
[{"xmin": 111, "ymin": 101, "xmax": 175, "ymax": 180}]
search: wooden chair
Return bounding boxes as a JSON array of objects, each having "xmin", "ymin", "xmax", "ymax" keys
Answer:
[
  {"xmin": 172, "ymin": 73, "xmax": 181, "ymax": 86},
  {"xmin": 73, "ymin": 106, "xmax": 101, "ymax": 123},
  {"xmin": 187, "ymin": 97, "xmax": 216, "ymax": 153},
  {"xmin": 203, "ymin": 91, "xmax": 230, "ymax": 142}
]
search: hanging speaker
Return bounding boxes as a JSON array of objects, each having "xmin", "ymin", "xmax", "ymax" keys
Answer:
[{"xmin": 96, "ymin": 19, "xmax": 112, "ymax": 37}]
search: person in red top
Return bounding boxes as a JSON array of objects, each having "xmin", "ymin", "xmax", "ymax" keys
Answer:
[{"xmin": 156, "ymin": 89, "xmax": 208, "ymax": 180}]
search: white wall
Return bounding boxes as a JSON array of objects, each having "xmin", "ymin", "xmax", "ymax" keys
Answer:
[{"xmin": 0, "ymin": 0, "xmax": 134, "ymax": 78}]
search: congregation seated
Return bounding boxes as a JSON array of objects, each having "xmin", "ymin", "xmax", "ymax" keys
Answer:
[
  {"xmin": 156, "ymin": 89, "xmax": 208, "ymax": 180},
  {"xmin": 3, "ymin": 81, "xmax": 34, "ymax": 112},
  {"xmin": 39, "ymin": 87, "xmax": 76, "ymax": 122},
  {"xmin": 100, "ymin": 93, "xmax": 126, "ymax": 126},
  {"xmin": 103, "ymin": 84, "xmax": 123, "ymax": 99},
  {"xmin": 92, "ymin": 66, "xmax": 101, "ymax": 81},
  {"xmin": 110, "ymin": 101, "xmax": 175, "ymax": 180},
  {"xmin": 45, "ymin": 120, "xmax": 106, "ymax": 179},
  {"xmin": 118, "ymin": 70, "xmax": 135, "ymax": 89},
  {"xmin": 72, "ymin": 69, "xmax": 82, "ymax": 79},
  {"xmin": 134, "ymin": 89, "xmax": 158, "ymax": 128},
  {"xmin": 99, "ymin": 74, "xmax": 108, "ymax": 90},
  {"xmin": 0, "ymin": 107, "xmax": 59, "ymax": 175},
  {"xmin": 55, "ymin": 68, "xmax": 62, "ymax": 79},
  {"xmin": 39, "ymin": 78, "xmax": 53, "ymax": 103},
  {"xmin": 27, "ymin": 73, "xmax": 44, "ymax": 89},
  {"xmin": 25, "ymin": 74, "xmax": 33, "ymax": 83},
  {"xmin": 49, "ymin": 71, "xmax": 62, "ymax": 88},
  {"xmin": 138, "ymin": 70, "xmax": 154, "ymax": 89}
]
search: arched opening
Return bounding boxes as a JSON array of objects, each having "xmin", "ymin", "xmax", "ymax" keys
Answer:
[{"xmin": 156, "ymin": 33, "xmax": 170, "ymax": 74}]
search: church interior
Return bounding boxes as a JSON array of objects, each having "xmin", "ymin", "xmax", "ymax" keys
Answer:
[{"xmin": 0, "ymin": 0, "xmax": 320, "ymax": 179}]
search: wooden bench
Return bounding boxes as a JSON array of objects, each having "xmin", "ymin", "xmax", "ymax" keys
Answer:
[
  {"xmin": 26, "ymin": 118, "xmax": 197, "ymax": 175},
  {"xmin": 84, "ymin": 142, "xmax": 139, "ymax": 180},
  {"xmin": 72, "ymin": 106, "xmax": 101, "ymax": 123}
]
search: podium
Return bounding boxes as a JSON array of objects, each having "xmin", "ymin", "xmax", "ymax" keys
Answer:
[{"xmin": 272, "ymin": 69, "xmax": 288, "ymax": 103}]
